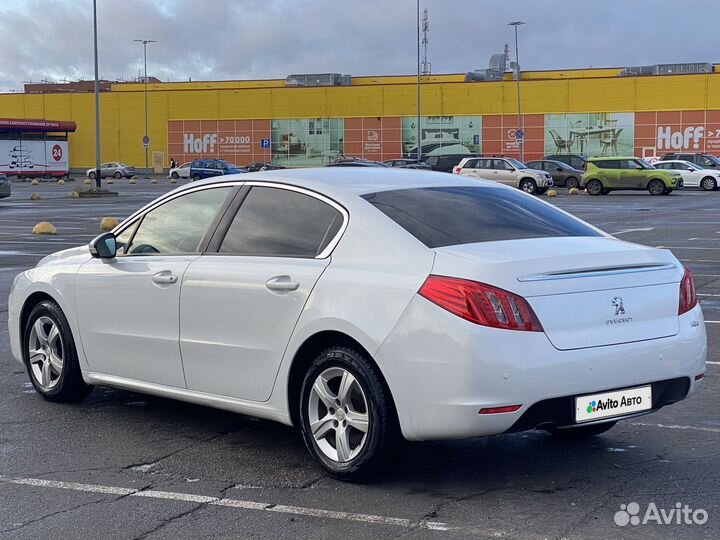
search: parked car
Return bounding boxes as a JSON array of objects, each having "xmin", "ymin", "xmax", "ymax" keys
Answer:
[
  {"xmin": 189, "ymin": 159, "xmax": 246, "ymax": 180},
  {"xmin": 453, "ymin": 156, "xmax": 553, "ymax": 195},
  {"xmin": 86, "ymin": 162, "xmax": 135, "ymax": 180},
  {"xmin": 383, "ymin": 158, "xmax": 431, "ymax": 170},
  {"xmin": 582, "ymin": 157, "xmax": 683, "ymax": 196},
  {"xmin": 168, "ymin": 162, "xmax": 191, "ymax": 179},
  {"xmin": 543, "ymin": 154, "xmax": 587, "ymax": 170},
  {"xmin": 422, "ymin": 154, "xmax": 471, "ymax": 173},
  {"xmin": 9, "ymin": 169, "xmax": 706, "ymax": 480},
  {"xmin": 653, "ymin": 160, "xmax": 720, "ymax": 191},
  {"xmin": 0, "ymin": 173, "xmax": 10, "ymax": 198},
  {"xmin": 660, "ymin": 153, "xmax": 720, "ymax": 169},
  {"xmin": 327, "ymin": 158, "xmax": 389, "ymax": 167},
  {"xmin": 245, "ymin": 163, "xmax": 285, "ymax": 172},
  {"xmin": 526, "ymin": 159, "xmax": 584, "ymax": 189}
]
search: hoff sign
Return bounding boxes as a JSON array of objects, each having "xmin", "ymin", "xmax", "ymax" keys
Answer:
[{"xmin": 656, "ymin": 126, "xmax": 704, "ymax": 151}]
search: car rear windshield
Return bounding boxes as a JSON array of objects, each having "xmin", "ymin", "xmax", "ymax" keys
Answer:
[{"xmin": 361, "ymin": 186, "xmax": 601, "ymax": 248}]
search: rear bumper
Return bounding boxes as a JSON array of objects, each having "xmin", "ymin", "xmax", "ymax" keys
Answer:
[{"xmin": 376, "ymin": 297, "xmax": 706, "ymax": 441}]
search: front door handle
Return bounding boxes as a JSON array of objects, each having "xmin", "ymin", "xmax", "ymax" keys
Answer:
[
  {"xmin": 265, "ymin": 275, "xmax": 299, "ymax": 292},
  {"xmin": 152, "ymin": 271, "xmax": 178, "ymax": 285}
]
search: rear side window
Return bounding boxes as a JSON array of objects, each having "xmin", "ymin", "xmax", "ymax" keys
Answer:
[
  {"xmin": 219, "ymin": 187, "xmax": 343, "ymax": 257},
  {"xmin": 593, "ymin": 160, "xmax": 619, "ymax": 169},
  {"xmin": 362, "ymin": 186, "xmax": 600, "ymax": 248}
]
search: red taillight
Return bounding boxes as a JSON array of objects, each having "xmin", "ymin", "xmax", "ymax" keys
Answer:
[
  {"xmin": 419, "ymin": 275, "xmax": 544, "ymax": 332},
  {"xmin": 479, "ymin": 405, "xmax": 522, "ymax": 415},
  {"xmin": 453, "ymin": 166, "xmax": 462, "ymax": 174},
  {"xmin": 678, "ymin": 267, "xmax": 698, "ymax": 315}
]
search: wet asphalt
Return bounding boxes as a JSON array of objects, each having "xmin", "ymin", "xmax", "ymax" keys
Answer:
[{"xmin": 0, "ymin": 177, "xmax": 718, "ymax": 539}]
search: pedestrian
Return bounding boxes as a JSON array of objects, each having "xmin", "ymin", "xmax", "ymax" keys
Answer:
[{"xmin": 170, "ymin": 157, "xmax": 177, "ymax": 169}]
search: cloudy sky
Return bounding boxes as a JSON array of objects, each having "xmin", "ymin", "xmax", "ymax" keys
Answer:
[{"xmin": 0, "ymin": 0, "xmax": 715, "ymax": 91}]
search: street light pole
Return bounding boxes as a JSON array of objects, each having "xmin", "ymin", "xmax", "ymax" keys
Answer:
[
  {"xmin": 92, "ymin": 0, "xmax": 101, "ymax": 189},
  {"xmin": 134, "ymin": 39, "xmax": 156, "ymax": 178},
  {"xmin": 416, "ymin": 0, "xmax": 421, "ymax": 161},
  {"xmin": 509, "ymin": 21, "xmax": 525, "ymax": 162}
]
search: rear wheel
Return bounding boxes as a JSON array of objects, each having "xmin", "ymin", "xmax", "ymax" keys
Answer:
[
  {"xmin": 647, "ymin": 179, "xmax": 665, "ymax": 196},
  {"xmin": 701, "ymin": 176, "xmax": 717, "ymax": 191},
  {"xmin": 23, "ymin": 300, "xmax": 92, "ymax": 403},
  {"xmin": 519, "ymin": 178, "xmax": 537, "ymax": 195},
  {"xmin": 191, "ymin": 174, "xmax": 201, "ymax": 181},
  {"xmin": 171, "ymin": 171, "xmax": 179, "ymax": 179},
  {"xmin": 88, "ymin": 171, "xmax": 96, "ymax": 180},
  {"xmin": 547, "ymin": 421, "xmax": 617, "ymax": 440},
  {"xmin": 585, "ymin": 179, "xmax": 603, "ymax": 196},
  {"xmin": 565, "ymin": 177, "xmax": 579, "ymax": 190},
  {"xmin": 299, "ymin": 347, "xmax": 396, "ymax": 481}
]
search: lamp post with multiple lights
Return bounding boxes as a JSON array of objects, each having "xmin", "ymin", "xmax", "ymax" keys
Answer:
[
  {"xmin": 134, "ymin": 39, "xmax": 156, "ymax": 178},
  {"xmin": 92, "ymin": 0, "xmax": 101, "ymax": 189},
  {"xmin": 508, "ymin": 20, "xmax": 525, "ymax": 162},
  {"xmin": 416, "ymin": 0, "xmax": 422, "ymax": 161}
]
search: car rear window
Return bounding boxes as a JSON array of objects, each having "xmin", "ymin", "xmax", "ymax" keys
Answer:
[{"xmin": 361, "ymin": 186, "xmax": 600, "ymax": 248}]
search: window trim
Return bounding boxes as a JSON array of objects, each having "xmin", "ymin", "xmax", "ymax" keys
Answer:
[
  {"xmin": 209, "ymin": 181, "xmax": 349, "ymax": 260},
  {"xmin": 110, "ymin": 183, "xmax": 244, "ymax": 257}
]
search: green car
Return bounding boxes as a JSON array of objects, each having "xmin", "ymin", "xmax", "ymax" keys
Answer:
[{"xmin": 582, "ymin": 157, "xmax": 683, "ymax": 196}]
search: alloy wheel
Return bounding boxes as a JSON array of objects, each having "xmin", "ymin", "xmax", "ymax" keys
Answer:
[
  {"xmin": 702, "ymin": 177, "xmax": 716, "ymax": 191},
  {"xmin": 307, "ymin": 367, "xmax": 369, "ymax": 463},
  {"xmin": 28, "ymin": 316, "xmax": 64, "ymax": 389}
]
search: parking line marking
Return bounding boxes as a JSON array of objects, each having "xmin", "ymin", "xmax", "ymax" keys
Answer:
[
  {"xmin": 0, "ymin": 475, "xmax": 449, "ymax": 531},
  {"xmin": 707, "ymin": 361, "xmax": 720, "ymax": 365},
  {"xmin": 632, "ymin": 423, "xmax": 720, "ymax": 434},
  {"xmin": 704, "ymin": 320, "xmax": 720, "ymax": 323}
]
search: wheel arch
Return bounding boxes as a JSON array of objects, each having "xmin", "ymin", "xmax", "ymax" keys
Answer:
[{"xmin": 286, "ymin": 330, "xmax": 399, "ymax": 430}]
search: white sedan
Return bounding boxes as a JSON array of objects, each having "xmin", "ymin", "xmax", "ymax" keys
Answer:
[
  {"xmin": 168, "ymin": 162, "xmax": 191, "ymax": 179},
  {"xmin": 8, "ymin": 169, "xmax": 706, "ymax": 480},
  {"xmin": 654, "ymin": 160, "xmax": 720, "ymax": 190}
]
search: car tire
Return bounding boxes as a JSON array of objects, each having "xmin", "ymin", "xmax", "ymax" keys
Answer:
[
  {"xmin": 88, "ymin": 171, "xmax": 96, "ymax": 180},
  {"xmin": 648, "ymin": 179, "xmax": 666, "ymax": 195},
  {"xmin": 171, "ymin": 171, "xmax": 179, "ymax": 179},
  {"xmin": 565, "ymin": 177, "xmax": 579, "ymax": 190},
  {"xmin": 585, "ymin": 179, "xmax": 603, "ymax": 196},
  {"xmin": 701, "ymin": 176, "xmax": 717, "ymax": 191},
  {"xmin": 519, "ymin": 178, "xmax": 537, "ymax": 195},
  {"xmin": 23, "ymin": 300, "xmax": 92, "ymax": 403},
  {"xmin": 191, "ymin": 174, "xmax": 201, "ymax": 181},
  {"xmin": 113, "ymin": 171, "xmax": 122, "ymax": 179},
  {"xmin": 299, "ymin": 346, "xmax": 397, "ymax": 481},
  {"xmin": 547, "ymin": 421, "xmax": 617, "ymax": 440}
]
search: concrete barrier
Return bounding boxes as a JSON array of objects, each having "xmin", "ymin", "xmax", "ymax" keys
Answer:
[
  {"xmin": 546, "ymin": 189, "xmax": 558, "ymax": 197},
  {"xmin": 30, "ymin": 192, "xmax": 41, "ymax": 200},
  {"xmin": 100, "ymin": 217, "xmax": 119, "ymax": 231},
  {"xmin": 70, "ymin": 191, "xmax": 79, "ymax": 199},
  {"xmin": 568, "ymin": 187, "xmax": 579, "ymax": 195},
  {"xmin": 32, "ymin": 222, "xmax": 57, "ymax": 235}
]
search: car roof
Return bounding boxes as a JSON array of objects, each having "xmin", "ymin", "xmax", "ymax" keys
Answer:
[
  {"xmin": 170, "ymin": 166, "xmax": 505, "ymax": 200},
  {"xmin": 588, "ymin": 156, "xmax": 637, "ymax": 161}
]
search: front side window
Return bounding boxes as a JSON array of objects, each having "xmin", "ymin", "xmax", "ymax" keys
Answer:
[
  {"xmin": 219, "ymin": 187, "xmax": 343, "ymax": 258},
  {"xmin": 493, "ymin": 159, "xmax": 512, "ymax": 171},
  {"xmin": 362, "ymin": 186, "xmax": 600, "ymax": 248},
  {"xmin": 124, "ymin": 187, "xmax": 233, "ymax": 255}
]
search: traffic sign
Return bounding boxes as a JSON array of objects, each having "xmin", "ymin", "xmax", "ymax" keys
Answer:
[
  {"xmin": 515, "ymin": 129, "xmax": 524, "ymax": 139},
  {"xmin": 260, "ymin": 138, "xmax": 271, "ymax": 149},
  {"xmin": 143, "ymin": 135, "xmax": 150, "ymax": 147}
]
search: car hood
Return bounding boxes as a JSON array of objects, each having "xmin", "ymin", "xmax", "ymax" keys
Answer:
[{"xmin": 36, "ymin": 245, "xmax": 92, "ymax": 267}]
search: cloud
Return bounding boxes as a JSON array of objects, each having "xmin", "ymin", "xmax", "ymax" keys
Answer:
[{"xmin": 0, "ymin": 0, "xmax": 714, "ymax": 92}]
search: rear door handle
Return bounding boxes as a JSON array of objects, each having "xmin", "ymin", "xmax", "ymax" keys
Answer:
[
  {"xmin": 265, "ymin": 275, "xmax": 299, "ymax": 292},
  {"xmin": 152, "ymin": 271, "xmax": 178, "ymax": 285}
]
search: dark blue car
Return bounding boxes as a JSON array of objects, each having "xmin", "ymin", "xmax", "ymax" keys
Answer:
[{"xmin": 190, "ymin": 159, "xmax": 246, "ymax": 181}]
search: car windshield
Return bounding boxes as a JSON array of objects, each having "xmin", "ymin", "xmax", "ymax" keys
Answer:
[
  {"xmin": 362, "ymin": 186, "xmax": 600, "ymax": 248},
  {"xmin": 506, "ymin": 158, "xmax": 527, "ymax": 169},
  {"xmin": 118, "ymin": 163, "xmax": 129, "ymax": 167},
  {"xmin": 637, "ymin": 159, "xmax": 654, "ymax": 169}
]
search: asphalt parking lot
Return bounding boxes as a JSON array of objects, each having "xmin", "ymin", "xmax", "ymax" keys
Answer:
[{"xmin": 0, "ymin": 178, "xmax": 718, "ymax": 539}]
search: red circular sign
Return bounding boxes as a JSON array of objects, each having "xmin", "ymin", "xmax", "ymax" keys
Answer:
[{"xmin": 51, "ymin": 144, "xmax": 63, "ymax": 161}]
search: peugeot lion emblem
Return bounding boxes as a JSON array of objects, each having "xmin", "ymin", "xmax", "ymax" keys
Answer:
[{"xmin": 612, "ymin": 296, "xmax": 625, "ymax": 316}]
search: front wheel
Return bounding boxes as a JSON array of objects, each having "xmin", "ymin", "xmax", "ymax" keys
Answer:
[
  {"xmin": 23, "ymin": 300, "xmax": 92, "ymax": 403},
  {"xmin": 701, "ymin": 176, "xmax": 717, "ymax": 191},
  {"xmin": 88, "ymin": 171, "xmax": 96, "ymax": 180},
  {"xmin": 519, "ymin": 178, "xmax": 537, "ymax": 195},
  {"xmin": 648, "ymin": 179, "xmax": 666, "ymax": 195},
  {"xmin": 547, "ymin": 421, "xmax": 617, "ymax": 440},
  {"xmin": 585, "ymin": 179, "xmax": 603, "ymax": 196},
  {"xmin": 565, "ymin": 177, "xmax": 579, "ymax": 190},
  {"xmin": 299, "ymin": 347, "xmax": 396, "ymax": 481},
  {"xmin": 113, "ymin": 171, "xmax": 122, "ymax": 179}
]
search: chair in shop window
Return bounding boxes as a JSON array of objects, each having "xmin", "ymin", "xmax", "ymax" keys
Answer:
[
  {"xmin": 549, "ymin": 129, "xmax": 573, "ymax": 153},
  {"xmin": 600, "ymin": 128, "xmax": 623, "ymax": 156}
]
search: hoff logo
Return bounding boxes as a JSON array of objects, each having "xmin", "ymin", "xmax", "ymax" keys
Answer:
[{"xmin": 657, "ymin": 126, "xmax": 704, "ymax": 151}]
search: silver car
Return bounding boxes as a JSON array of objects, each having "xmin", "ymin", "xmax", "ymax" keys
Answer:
[
  {"xmin": 0, "ymin": 174, "xmax": 10, "ymax": 198},
  {"xmin": 86, "ymin": 162, "xmax": 136, "ymax": 180}
]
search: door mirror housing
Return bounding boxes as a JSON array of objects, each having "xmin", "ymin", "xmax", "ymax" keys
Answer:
[
  {"xmin": 687, "ymin": 166, "xmax": 695, "ymax": 171},
  {"xmin": 89, "ymin": 232, "xmax": 117, "ymax": 259},
  {"xmin": 556, "ymin": 167, "xmax": 563, "ymax": 172}
]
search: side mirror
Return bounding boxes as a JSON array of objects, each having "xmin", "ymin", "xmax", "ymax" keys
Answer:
[
  {"xmin": 635, "ymin": 165, "xmax": 643, "ymax": 169},
  {"xmin": 687, "ymin": 167, "xmax": 694, "ymax": 171},
  {"xmin": 89, "ymin": 232, "xmax": 117, "ymax": 259},
  {"xmin": 556, "ymin": 167, "xmax": 563, "ymax": 172}
]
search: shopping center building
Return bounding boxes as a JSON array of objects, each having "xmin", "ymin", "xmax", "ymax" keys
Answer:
[{"xmin": 2, "ymin": 62, "xmax": 720, "ymax": 170}]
